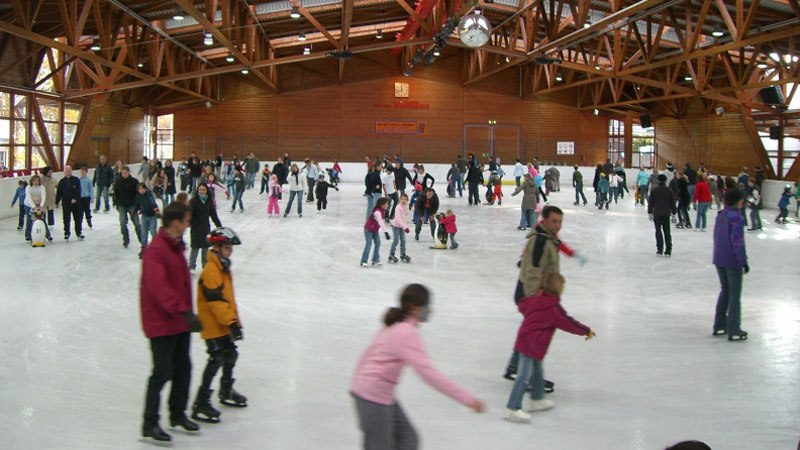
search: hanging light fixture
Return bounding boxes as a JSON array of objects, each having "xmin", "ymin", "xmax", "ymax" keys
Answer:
[
  {"xmin": 204, "ymin": 33, "xmax": 213, "ymax": 46},
  {"xmin": 241, "ymin": 68, "xmax": 250, "ymax": 74},
  {"xmin": 757, "ymin": 60, "xmax": 768, "ymax": 69},
  {"xmin": 226, "ymin": 53, "xmax": 235, "ymax": 63},
  {"xmin": 593, "ymin": 108, "xmax": 599, "ymax": 116},
  {"xmin": 433, "ymin": 48, "xmax": 441, "ymax": 57},
  {"xmin": 298, "ymin": 32, "xmax": 306, "ymax": 41},
  {"xmin": 555, "ymin": 73, "xmax": 563, "ymax": 82},
  {"xmin": 90, "ymin": 38, "xmax": 101, "ymax": 51},
  {"xmin": 684, "ymin": 74, "xmax": 693, "ymax": 81},
  {"xmin": 376, "ymin": 29, "xmax": 383, "ymax": 39},
  {"xmin": 583, "ymin": 21, "xmax": 591, "ymax": 29},
  {"xmin": 290, "ymin": 6, "xmax": 301, "ymax": 19},
  {"xmin": 711, "ymin": 26, "xmax": 724, "ymax": 37},
  {"xmin": 595, "ymin": 64, "xmax": 601, "ymax": 70},
  {"xmin": 137, "ymin": 62, "xmax": 144, "ymax": 68}
]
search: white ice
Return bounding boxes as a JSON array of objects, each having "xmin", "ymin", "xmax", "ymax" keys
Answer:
[{"xmin": 1, "ymin": 182, "xmax": 798, "ymax": 450}]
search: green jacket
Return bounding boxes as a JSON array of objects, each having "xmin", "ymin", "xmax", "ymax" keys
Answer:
[{"xmin": 516, "ymin": 224, "xmax": 561, "ymax": 300}]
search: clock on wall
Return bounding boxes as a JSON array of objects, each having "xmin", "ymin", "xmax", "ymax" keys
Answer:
[{"xmin": 394, "ymin": 82, "xmax": 409, "ymax": 98}]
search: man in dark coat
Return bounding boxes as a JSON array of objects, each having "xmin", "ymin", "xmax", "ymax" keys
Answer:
[
  {"xmin": 465, "ymin": 164, "xmax": 484, "ymax": 206},
  {"xmin": 55, "ymin": 165, "xmax": 84, "ymax": 240},
  {"xmin": 93, "ymin": 155, "xmax": 114, "ymax": 212},
  {"xmin": 414, "ymin": 188, "xmax": 439, "ymax": 240},
  {"xmin": 114, "ymin": 166, "xmax": 142, "ymax": 248},
  {"xmin": 648, "ymin": 174, "xmax": 678, "ymax": 256}
]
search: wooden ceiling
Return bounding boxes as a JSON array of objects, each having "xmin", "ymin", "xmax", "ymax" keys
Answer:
[{"xmin": 1, "ymin": 0, "xmax": 799, "ymax": 126}]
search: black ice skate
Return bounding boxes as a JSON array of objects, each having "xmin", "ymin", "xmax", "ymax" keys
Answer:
[
  {"xmin": 169, "ymin": 414, "xmax": 199, "ymax": 432},
  {"xmin": 219, "ymin": 379, "xmax": 247, "ymax": 407},
  {"xmin": 141, "ymin": 424, "xmax": 172, "ymax": 443},
  {"xmin": 192, "ymin": 388, "xmax": 221, "ymax": 423},
  {"xmin": 388, "ymin": 255, "xmax": 399, "ymax": 263},
  {"xmin": 400, "ymin": 254, "xmax": 411, "ymax": 263}
]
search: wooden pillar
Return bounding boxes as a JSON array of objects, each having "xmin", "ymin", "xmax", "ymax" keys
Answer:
[
  {"xmin": 624, "ymin": 113, "xmax": 633, "ymax": 168},
  {"xmin": 777, "ymin": 115, "xmax": 784, "ymax": 179}
]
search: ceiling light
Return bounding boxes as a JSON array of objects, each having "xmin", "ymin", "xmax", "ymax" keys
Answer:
[
  {"xmin": 376, "ymin": 30, "xmax": 383, "ymax": 39},
  {"xmin": 583, "ymin": 21, "xmax": 591, "ymax": 29},
  {"xmin": 403, "ymin": 67, "xmax": 412, "ymax": 77},
  {"xmin": 303, "ymin": 46, "xmax": 311, "ymax": 55},
  {"xmin": 173, "ymin": 14, "xmax": 185, "ymax": 21},
  {"xmin": 137, "ymin": 62, "xmax": 144, "ymax": 68},
  {"xmin": 595, "ymin": 64, "xmax": 601, "ymax": 70},
  {"xmin": 241, "ymin": 68, "xmax": 249, "ymax": 74},
  {"xmin": 226, "ymin": 54, "xmax": 235, "ymax": 63},
  {"xmin": 90, "ymin": 39, "xmax": 101, "ymax": 51},
  {"xmin": 593, "ymin": 108, "xmax": 599, "ymax": 116},
  {"xmin": 298, "ymin": 32, "xmax": 306, "ymax": 41},
  {"xmin": 711, "ymin": 26, "xmax": 724, "ymax": 37},
  {"xmin": 204, "ymin": 33, "xmax": 213, "ymax": 46},
  {"xmin": 505, "ymin": 56, "xmax": 510, "ymax": 63},
  {"xmin": 474, "ymin": 8, "xmax": 482, "ymax": 15},
  {"xmin": 290, "ymin": 6, "xmax": 301, "ymax": 19},
  {"xmin": 433, "ymin": 48, "xmax": 441, "ymax": 56},
  {"xmin": 555, "ymin": 74, "xmax": 563, "ymax": 82},
  {"xmin": 684, "ymin": 75, "xmax": 693, "ymax": 81},
  {"xmin": 757, "ymin": 61, "xmax": 768, "ymax": 69}
]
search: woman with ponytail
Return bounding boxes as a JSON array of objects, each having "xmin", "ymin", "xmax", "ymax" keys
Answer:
[{"xmin": 350, "ymin": 284, "xmax": 485, "ymax": 450}]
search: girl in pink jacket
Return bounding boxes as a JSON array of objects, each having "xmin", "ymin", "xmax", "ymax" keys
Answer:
[
  {"xmin": 267, "ymin": 174, "xmax": 281, "ymax": 217},
  {"xmin": 351, "ymin": 284, "xmax": 484, "ymax": 450},
  {"xmin": 389, "ymin": 194, "xmax": 411, "ymax": 263},
  {"xmin": 505, "ymin": 273, "xmax": 595, "ymax": 423}
]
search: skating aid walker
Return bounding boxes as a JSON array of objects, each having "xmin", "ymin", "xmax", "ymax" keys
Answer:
[
  {"xmin": 30, "ymin": 209, "xmax": 49, "ymax": 247},
  {"xmin": 429, "ymin": 216, "xmax": 448, "ymax": 250}
]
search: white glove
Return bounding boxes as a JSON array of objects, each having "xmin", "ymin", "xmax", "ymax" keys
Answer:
[{"xmin": 574, "ymin": 251, "xmax": 588, "ymax": 266}]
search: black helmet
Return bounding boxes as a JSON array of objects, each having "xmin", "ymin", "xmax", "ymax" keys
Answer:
[{"xmin": 207, "ymin": 227, "xmax": 241, "ymax": 246}]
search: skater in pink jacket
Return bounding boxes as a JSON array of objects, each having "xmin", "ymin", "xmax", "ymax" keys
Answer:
[{"xmin": 388, "ymin": 193, "xmax": 411, "ymax": 263}]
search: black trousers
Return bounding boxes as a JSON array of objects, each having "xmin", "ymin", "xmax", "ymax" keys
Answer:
[
  {"xmin": 317, "ymin": 193, "xmax": 328, "ymax": 210},
  {"xmin": 468, "ymin": 183, "xmax": 480, "ymax": 205},
  {"xmin": 62, "ymin": 202, "xmax": 83, "ymax": 236},
  {"xmin": 654, "ymin": 215, "xmax": 672, "ymax": 254},
  {"xmin": 306, "ymin": 178, "xmax": 316, "ymax": 202},
  {"xmin": 80, "ymin": 197, "xmax": 92, "ymax": 226},
  {"xmin": 415, "ymin": 216, "xmax": 436, "ymax": 238},
  {"xmin": 387, "ymin": 192, "xmax": 399, "ymax": 219},
  {"xmin": 143, "ymin": 332, "xmax": 191, "ymax": 427},
  {"xmin": 199, "ymin": 336, "xmax": 238, "ymax": 391}
]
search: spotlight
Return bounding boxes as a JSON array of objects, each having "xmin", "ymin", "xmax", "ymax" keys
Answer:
[
  {"xmin": 403, "ymin": 67, "xmax": 412, "ymax": 77},
  {"xmin": 303, "ymin": 46, "xmax": 311, "ymax": 55},
  {"xmin": 290, "ymin": 6, "xmax": 301, "ymax": 19},
  {"xmin": 298, "ymin": 32, "xmax": 306, "ymax": 41},
  {"xmin": 711, "ymin": 26, "xmax": 724, "ymax": 37},
  {"xmin": 595, "ymin": 64, "xmax": 601, "ymax": 70},
  {"xmin": 433, "ymin": 48, "xmax": 441, "ymax": 57},
  {"xmin": 204, "ymin": 33, "xmax": 213, "ymax": 46},
  {"xmin": 173, "ymin": 14, "xmax": 185, "ymax": 21},
  {"xmin": 226, "ymin": 54, "xmax": 235, "ymax": 63},
  {"xmin": 241, "ymin": 68, "xmax": 249, "ymax": 74},
  {"xmin": 555, "ymin": 74, "xmax": 563, "ymax": 82},
  {"xmin": 684, "ymin": 75, "xmax": 693, "ymax": 81},
  {"xmin": 376, "ymin": 29, "xmax": 383, "ymax": 39},
  {"xmin": 583, "ymin": 21, "xmax": 591, "ymax": 29},
  {"xmin": 593, "ymin": 108, "xmax": 599, "ymax": 116},
  {"xmin": 137, "ymin": 62, "xmax": 144, "ymax": 68},
  {"xmin": 90, "ymin": 39, "xmax": 101, "ymax": 51},
  {"xmin": 505, "ymin": 56, "xmax": 510, "ymax": 63}
]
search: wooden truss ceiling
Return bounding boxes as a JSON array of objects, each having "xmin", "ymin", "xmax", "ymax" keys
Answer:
[{"xmin": 1, "ymin": 0, "xmax": 799, "ymax": 127}]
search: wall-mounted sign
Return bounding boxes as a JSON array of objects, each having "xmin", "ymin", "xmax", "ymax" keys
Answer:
[
  {"xmin": 372, "ymin": 101, "xmax": 430, "ymax": 110},
  {"xmin": 375, "ymin": 121, "xmax": 427, "ymax": 134},
  {"xmin": 556, "ymin": 141, "xmax": 575, "ymax": 155}
]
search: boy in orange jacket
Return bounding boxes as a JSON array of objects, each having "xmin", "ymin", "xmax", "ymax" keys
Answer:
[{"xmin": 191, "ymin": 227, "xmax": 247, "ymax": 423}]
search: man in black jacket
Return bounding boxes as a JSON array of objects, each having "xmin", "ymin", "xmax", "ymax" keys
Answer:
[
  {"xmin": 93, "ymin": 155, "xmax": 114, "ymax": 212},
  {"xmin": 393, "ymin": 161, "xmax": 413, "ymax": 197},
  {"xmin": 648, "ymin": 174, "xmax": 678, "ymax": 257},
  {"xmin": 465, "ymin": 164, "xmax": 484, "ymax": 206},
  {"xmin": 365, "ymin": 163, "xmax": 383, "ymax": 219},
  {"xmin": 56, "ymin": 165, "xmax": 84, "ymax": 240},
  {"xmin": 114, "ymin": 166, "xmax": 142, "ymax": 248},
  {"xmin": 414, "ymin": 188, "xmax": 439, "ymax": 241}
]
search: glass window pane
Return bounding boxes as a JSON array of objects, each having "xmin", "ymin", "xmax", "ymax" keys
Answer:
[
  {"xmin": 0, "ymin": 92, "xmax": 9, "ymax": 117},
  {"xmin": 31, "ymin": 146, "xmax": 47, "ymax": 168},
  {"xmin": 38, "ymin": 98, "xmax": 61, "ymax": 121},
  {"xmin": 13, "ymin": 94, "xmax": 27, "ymax": 119},
  {"xmin": 13, "ymin": 146, "xmax": 27, "ymax": 169},
  {"xmin": 157, "ymin": 114, "xmax": 173, "ymax": 129},
  {"xmin": 14, "ymin": 120, "xmax": 27, "ymax": 144},
  {"xmin": 0, "ymin": 146, "xmax": 8, "ymax": 168},
  {"xmin": 159, "ymin": 144, "xmax": 174, "ymax": 160},
  {"xmin": 64, "ymin": 103, "xmax": 82, "ymax": 123},
  {"xmin": 62, "ymin": 145, "xmax": 70, "ymax": 167},
  {"xmin": 0, "ymin": 119, "xmax": 9, "ymax": 145},
  {"xmin": 46, "ymin": 122, "xmax": 61, "ymax": 144},
  {"xmin": 64, "ymin": 123, "xmax": 78, "ymax": 145}
]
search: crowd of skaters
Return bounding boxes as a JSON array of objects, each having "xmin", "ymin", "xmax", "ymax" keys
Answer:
[{"xmin": 7, "ymin": 150, "xmax": 796, "ymax": 450}]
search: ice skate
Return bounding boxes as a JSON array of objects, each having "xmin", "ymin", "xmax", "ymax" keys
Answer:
[
  {"xmin": 141, "ymin": 424, "xmax": 172, "ymax": 443},
  {"xmin": 219, "ymin": 379, "xmax": 247, "ymax": 407},
  {"xmin": 503, "ymin": 367, "xmax": 517, "ymax": 380},
  {"xmin": 504, "ymin": 409, "xmax": 531, "ymax": 423},
  {"xmin": 169, "ymin": 413, "xmax": 199, "ymax": 432},
  {"xmin": 192, "ymin": 388, "xmax": 221, "ymax": 423},
  {"xmin": 371, "ymin": 261, "xmax": 382, "ymax": 267},
  {"xmin": 400, "ymin": 254, "xmax": 411, "ymax": 263},
  {"xmin": 388, "ymin": 255, "xmax": 399, "ymax": 263},
  {"xmin": 728, "ymin": 331, "xmax": 748, "ymax": 341},
  {"xmin": 360, "ymin": 262, "xmax": 369, "ymax": 268},
  {"xmin": 526, "ymin": 399, "xmax": 555, "ymax": 412}
]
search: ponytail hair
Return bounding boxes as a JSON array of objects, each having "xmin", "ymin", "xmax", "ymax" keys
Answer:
[{"xmin": 383, "ymin": 284, "xmax": 430, "ymax": 326}]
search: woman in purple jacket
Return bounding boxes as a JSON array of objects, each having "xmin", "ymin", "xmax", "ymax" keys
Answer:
[{"xmin": 712, "ymin": 189, "xmax": 750, "ymax": 341}]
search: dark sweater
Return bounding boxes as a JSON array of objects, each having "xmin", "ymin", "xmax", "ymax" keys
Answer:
[{"xmin": 648, "ymin": 184, "xmax": 678, "ymax": 217}]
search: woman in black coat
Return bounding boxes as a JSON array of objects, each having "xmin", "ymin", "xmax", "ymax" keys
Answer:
[
  {"xmin": 414, "ymin": 188, "xmax": 439, "ymax": 241},
  {"xmin": 163, "ymin": 159, "xmax": 176, "ymax": 204},
  {"xmin": 592, "ymin": 163, "xmax": 603, "ymax": 206},
  {"xmin": 188, "ymin": 183, "xmax": 222, "ymax": 272}
]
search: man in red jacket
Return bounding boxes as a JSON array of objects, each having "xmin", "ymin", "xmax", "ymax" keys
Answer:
[{"xmin": 140, "ymin": 202, "xmax": 202, "ymax": 443}]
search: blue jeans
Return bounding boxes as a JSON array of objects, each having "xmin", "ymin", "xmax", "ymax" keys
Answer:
[
  {"xmin": 117, "ymin": 205, "xmax": 141, "ymax": 244},
  {"xmin": 456, "ymin": 175, "xmax": 464, "ymax": 196},
  {"xmin": 637, "ymin": 185, "xmax": 648, "ymax": 205},
  {"xmin": 246, "ymin": 172, "xmax": 256, "ymax": 189},
  {"xmin": 688, "ymin": 185, "xmax": 695, "ymax": 204},
  {"xmin": 695, "ymin": 202, "xmax": 710, "ymax": 229},
  {"xmin": 390, "ymin": 226, "xmax": 406, "ymax": 256},
  {"xmin": 506, "ymin": 354, "xmax": 544, "ymax": 410},
  {"xmin": 361, "ymin": 230, "xmax": 381, "ymax": 264},
  {"xmin": 164, "ymin": 193, "xmax": 174, "ymax": 205},
  {"xmin": 366, "ymin": 192, "xmax": 381, "ymax": 219},
  {"xmin": 515, "ymin": 176, "xmax": 521, "ymax": 187},
  {"xmin": 140, "ymin": 214, "xmax": 158, "ymax": 247},
  {"xmin": 574, "ymin": 182, "xmax": 587, "ymax": 204},
  {"xmin": 285, "ymin": 190, "xmax": 303, "ymax": 215},
  {"xmin": 94, "ymin": 186, "xmax": 110, "ymax": 211},
  {"xmin": 18, "ymin": 204, "xmax": 26, "ymax": 228},
  {"xmin": 448, "ymin": 233, "xmax": 458, "ymax": 246},
  {"xmin": 714, "ymin": 265, "xmax": 743, "ymax": 335},
  {"xmin": 749, "ymin": 207, "xmax": 762, "ymax": 229},
  {"xmin": 519, "ymin": 209, "xmax": 536, "ymax": 228},
  {"xmin": 231, "ymin": 187, "xmax": 244, "ymax": 211}
]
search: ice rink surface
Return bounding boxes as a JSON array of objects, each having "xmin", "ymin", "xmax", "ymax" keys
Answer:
[{"xmin": 1, "ymin": 182, "xmax": 798, "ymax": 450}]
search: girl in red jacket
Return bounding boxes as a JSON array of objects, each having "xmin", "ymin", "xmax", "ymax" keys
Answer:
[
  {"xmin": 692, "ymin": 173, "xmax": 713, "ymax": 231},
  {"xmin": 505, "ymin": 273, "xmax": 595, "ymax": 423},
  {"xmin": 438, "ymin": 209, "xmax": 458, "ymax": 249}
]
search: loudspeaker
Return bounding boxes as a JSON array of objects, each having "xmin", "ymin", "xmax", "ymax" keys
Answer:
[
  {"xmin": 770, "ymin": 125, "xmax": 781, "ymax": 140},
  {"xmin": 760, "ymin": 86, "xmax": 785, "ymax": 105},
  {"xmin": 640, "ymin": 114, "xmax": 652, "ymax": 128}
]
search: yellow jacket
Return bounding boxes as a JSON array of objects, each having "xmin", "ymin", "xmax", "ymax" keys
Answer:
[{"xmin": 197, "ymin": 250, "xmax": 241, "ymax": 340}]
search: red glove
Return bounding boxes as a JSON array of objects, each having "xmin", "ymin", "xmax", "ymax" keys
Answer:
[{"xmin": 404, "ymin": 228, "xmax": 410, "ymax": 233}]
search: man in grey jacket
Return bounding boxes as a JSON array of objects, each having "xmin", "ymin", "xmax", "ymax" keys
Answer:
[
  {"xmin": 244, "ymin": 153, "xmax": 260, "ymax": 190},
  {"xmin": 93, "ymin": 155, "xmax": 114, "ymax": 212}
]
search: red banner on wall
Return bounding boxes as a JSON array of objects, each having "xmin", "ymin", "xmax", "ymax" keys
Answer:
[{"xmin": 375, "ymin": 121, "xmax": 427, "ymax": 134}]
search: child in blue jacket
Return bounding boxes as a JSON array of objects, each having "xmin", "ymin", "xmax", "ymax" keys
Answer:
[
  {"xmin": 11, "ymin": 180, "xmax": 27, "ymax": 231},
  {"xmin": 775, "ymin": 185, "xmax": 792, "ymax": 224}
]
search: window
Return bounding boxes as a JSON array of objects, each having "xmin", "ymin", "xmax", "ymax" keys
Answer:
[
  {"xmin": 143, "ymin": 114, "xmax": 154, "ymax": 159},
  {"xmin": 156, "ymin": 114, "xmax": 174, "ymax": 160},
  {"xmin": 62, "ymin": 102, "xmax": 82, "ymax": 166},
  {"xmin": 608, "ymin": 119, "xmax": 624, "ymax": 164},
  {"xmin": 632, "ymin": 123, "xmax": 655, "ymax": 169}
]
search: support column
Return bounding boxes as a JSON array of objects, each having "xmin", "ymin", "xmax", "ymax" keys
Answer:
[
  {"xmin": 624, "ymin": 113, "xmax": 633, "ymax": 168},
  {"xmin": 777, "ymin": 115, "xmax": 784, "ymax": 179}
]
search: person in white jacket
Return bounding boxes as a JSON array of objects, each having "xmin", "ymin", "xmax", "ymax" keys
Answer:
[
  {"xmin": 513, "ymin": 159, "xmax": 525, "ymax": 187},
  {"xmin": 284, "ymin": 164, "xmax": 307, "ymax": 218},
  {"xmin": 24, "ymin": 175, "xmax": 51, "ymax": 242},
  {"xmin": 609, "ymin": 172, "xmax": 620, "ymax": 204},
  {"xmin": 388, "ymin": 194, "xmax": 411, "ymax": 263}
]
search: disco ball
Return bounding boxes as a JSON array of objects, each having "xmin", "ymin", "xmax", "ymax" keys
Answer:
[{"xmin": 458, "ymin": 13, "xmax": 492, "ymax": 48}]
